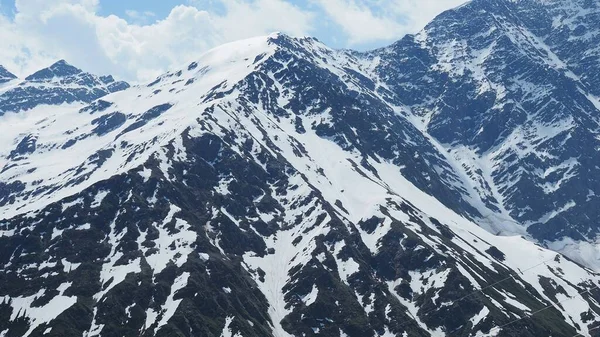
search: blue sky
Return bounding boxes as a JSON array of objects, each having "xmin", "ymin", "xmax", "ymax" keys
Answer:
[
  {"xmin": 100, "ymin": 1, "xmax": 233, "ymax": 20},
  {"xmin": 95, "ymin": 0, "xmax": 356, "ymax": 49},
  {"xmin": 98, "ymin": 0, "xmax": 189, "ymax": 18},
  {"xmin": 92, "ymin": 0, "xmax": 401, "ymax": 50},
  {"xmin": 0, "ymin": 0, "xmax": 467, "ymax": 81}
]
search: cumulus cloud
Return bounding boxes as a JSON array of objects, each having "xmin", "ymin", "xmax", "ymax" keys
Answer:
[
  {"xmin": 0, "ymin": 0, "xmax": 466, "ymax": 82},
  {"xmin": 386, "ymin": 0, "xmax": 468, "ymax": 32},
  {"xmin": 313, "ymin": 0, "xmax": 405, "ymax": 45},
  {"xmin": 314, "ymin": 0, "xmax": 467, "ymax": 46},
  {"xmin": 0, "ymin": 0, "xmax": 315, "ymax": 82}
]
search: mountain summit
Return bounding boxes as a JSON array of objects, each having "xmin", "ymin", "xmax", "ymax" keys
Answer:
[
  {"xmin": 1, "ymin": 2, "xmax": 600, "ymax": 337},
  {"xmin": 25, "ymin": 60, "xmax": 83, "ymax": 81},
  {"xmin": 0, "ymin": 60, "xmax": 129, "ymax": 115},
  {"xmin": 0, "ymin": 65, "xmax": 16, "ymax": 84}
]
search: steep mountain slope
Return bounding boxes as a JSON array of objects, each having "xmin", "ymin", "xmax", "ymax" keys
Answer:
[
  {"xmin": 369, "ymin": 0, "xmax": 600, "ymax": 266},
  {"xmin": 516, "ymin": 0, "xmax": 600, "ymax": 96},
  {"xmin": 1, "ymin": 31, "xmax": 600, "ymax": 337}
]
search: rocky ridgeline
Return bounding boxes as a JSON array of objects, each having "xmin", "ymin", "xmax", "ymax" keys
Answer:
[{"xmin": 1, "ymin": 0, "xmax": 600, "ymax": 336}]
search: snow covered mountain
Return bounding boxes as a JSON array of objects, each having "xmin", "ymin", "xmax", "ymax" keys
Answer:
[
  {"xmin": 1, "ymin": 1, "xmax": 600, "ymax": 337},
  {"xmin": 370, "ymin": 0, "xmax": 600, "ymax": 265},
  {"xmin": 0, "ymin": 60, "xmax": 129, "ymax": 115}
]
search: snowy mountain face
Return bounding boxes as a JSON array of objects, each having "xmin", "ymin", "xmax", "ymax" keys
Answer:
[
  {"xmin": 0, "ymin": 60, "xmax": 129, "ymax": 115},
  {"xmin": 1, "ymin": 1, "xmax": 600, "ymax": 337},
  {"xmin": 371, "ymin": 0, "xmax": 600, "ymax": 253}
]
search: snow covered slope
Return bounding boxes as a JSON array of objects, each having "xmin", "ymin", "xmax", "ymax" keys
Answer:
[{"xmin": 1, "ymin": 29, "xmax": 600, "ymax": 337}]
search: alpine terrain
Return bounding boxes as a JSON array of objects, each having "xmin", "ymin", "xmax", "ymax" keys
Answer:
[{"xmin": 1, "ymin": 0, "xmax": 600, "ymax": 336}]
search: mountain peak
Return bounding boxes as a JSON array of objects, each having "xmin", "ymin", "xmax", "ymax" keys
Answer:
[
  {"xmin": 25, "ymin": 59, "xmax": 83, "ymax": 81},
  {"xmin": 0, "ymin": 60, "xmax": 129, "ymax": 114},
  {"xmin": 0, "ymin": 65, "xmax": 17, "ymax": 83},
  {"xmin": 50, "ymin": 59, "xmax": 79, "ymax": 70},
  {"xmin": 267, "ymin": 32, "xmax": 321, "ymax": 48},
  {"xmin": 3, "ymin": 3, "xmax": 600, "ymax": 337}
]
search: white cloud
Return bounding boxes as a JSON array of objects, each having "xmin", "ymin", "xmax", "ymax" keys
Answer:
[
  {"xmin": 0, "ymin": 0, "xmax": 466, "ymax": 82},
  {"xmin": 386, "ymin": 0, "xmax": 468, "ymax": 32},
  {"xmin": 314, "ymin": 0, "xmax": 467, "ymax": 46},
  {"xmin": 313, "ymin": 0, "xmax": 405, "ymax": 45},
  {"xmin": 0, "ymin": 0, "xmax": 315, "ymax": 82},
  {"xmin": 124, "ymin": 10, "xmax": 156, "ymax": 25},
  {"xmin": 214, "ymin": 0, "xmax": 315, "ymax": 41}
]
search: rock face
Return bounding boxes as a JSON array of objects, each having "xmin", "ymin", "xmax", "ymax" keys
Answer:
[
  {"xmin": 0, "ymin": 60, "xmax": 129, "ymax": 115},
  {"xmin": 371, "ymin": 0, "xmax": 600, "ymax": 247},
  {"xmin": 1, "ymin": 1, "xmax": 600, "ymax": 337}
]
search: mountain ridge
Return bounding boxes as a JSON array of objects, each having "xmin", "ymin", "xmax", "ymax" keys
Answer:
[
  {"xmin": 363, "ymin": 0, "xmax": 600, "ymax": 266},
  {"xmin": 1, "ymin": 1, "xmax": 600, "ymax": 336},
  {"xmin": 0, "ymin": 60, "xmax": 130, "ymax": 115}
]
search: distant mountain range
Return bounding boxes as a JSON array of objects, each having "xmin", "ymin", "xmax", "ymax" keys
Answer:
[{"xmin": 0, "ymin": 60, "xmax": 128, "ymax": 114}]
